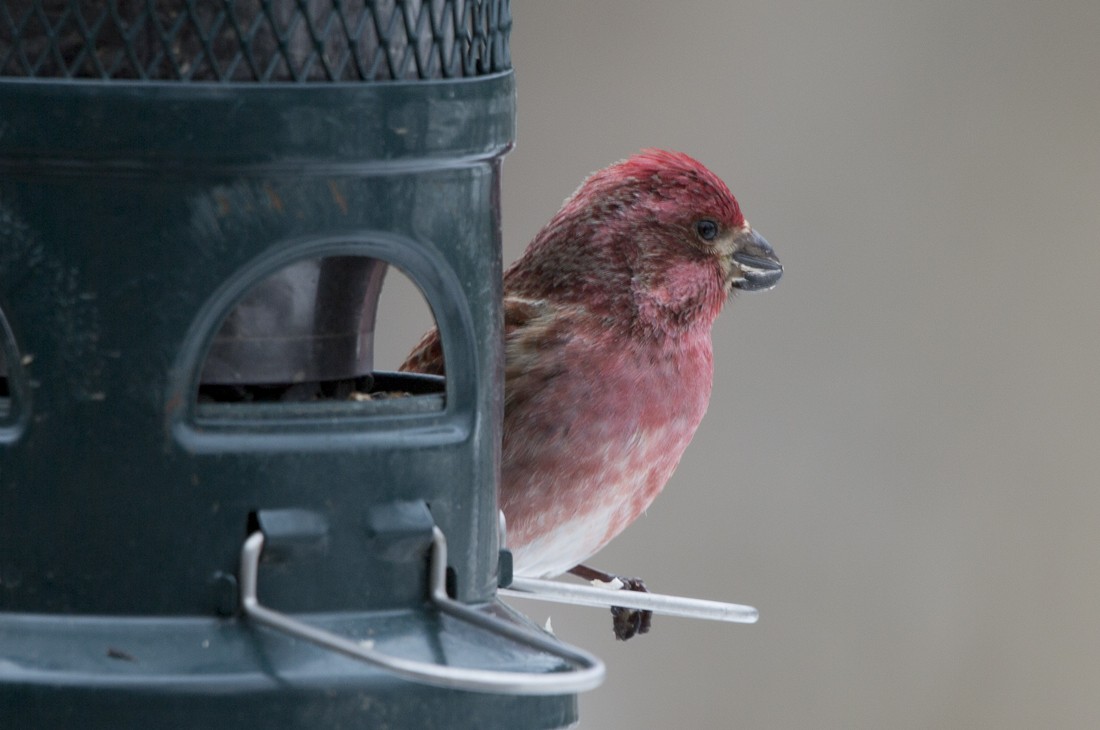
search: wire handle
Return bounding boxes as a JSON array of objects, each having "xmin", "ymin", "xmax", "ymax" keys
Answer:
[{"xmin": 239, "ymin": 526, "xmax": 605, "ymax": 695}]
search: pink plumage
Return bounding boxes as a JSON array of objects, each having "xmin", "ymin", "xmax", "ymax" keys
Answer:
[{"xmin": 402, "ymin": 148, "xmax": 780, "ymax": 591}]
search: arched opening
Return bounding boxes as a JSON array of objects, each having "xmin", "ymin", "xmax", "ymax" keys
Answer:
[{"xmin": 195, "ymin": 254, "xmax": 444, "ymax": 416}]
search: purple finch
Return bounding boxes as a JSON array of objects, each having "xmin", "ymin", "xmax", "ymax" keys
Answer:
[{"xmin": 401, "ymin": 149, "xmax": 781, "ymax": 638}]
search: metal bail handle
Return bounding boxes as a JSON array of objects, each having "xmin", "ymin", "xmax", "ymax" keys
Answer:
[{"xmin": 238, "ymin": 526, "xmax": 605, "ymax": 695}]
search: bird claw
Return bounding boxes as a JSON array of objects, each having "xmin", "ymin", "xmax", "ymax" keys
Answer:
[
  {"xmin": 568, "ymin": 565, "xmax": 654, "ymax": 641},
  {"xmin": 609, "ymin": 576, "xmax": 653, "ymax": 641}
]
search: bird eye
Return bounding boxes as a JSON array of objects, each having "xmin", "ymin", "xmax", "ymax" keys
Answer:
[{"xmin": 695, "ymin": 219, "xmax": 719, "ymax": 241}]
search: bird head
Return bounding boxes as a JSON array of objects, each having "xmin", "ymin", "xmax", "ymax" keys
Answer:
[{"xmin": 508, "ymin": 149, "xmax": 781, "ymax": 334}]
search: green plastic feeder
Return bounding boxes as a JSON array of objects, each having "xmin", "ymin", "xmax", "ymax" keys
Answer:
[{"xmin": 0, "ymin": 2, "xmax": 602, "ymax": 727}]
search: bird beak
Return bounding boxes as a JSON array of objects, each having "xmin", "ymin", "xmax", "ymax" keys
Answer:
[{"xmin": 730, "ymin": 229, "xmax": 782, "ymax": 291}]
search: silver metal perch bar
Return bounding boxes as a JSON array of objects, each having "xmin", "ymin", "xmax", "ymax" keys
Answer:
[{"xmin": 500, "ymin": 577, "xmax": 759, "ymax": 624}]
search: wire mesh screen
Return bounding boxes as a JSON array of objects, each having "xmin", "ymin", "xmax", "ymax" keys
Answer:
[{"xmin": 0, "ymin": 0, "xmax": 511, "ymax": 81}]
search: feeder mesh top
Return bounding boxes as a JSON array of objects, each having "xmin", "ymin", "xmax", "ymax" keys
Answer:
[{"xmin": 0, "ymin": 0, "xmax": 511, "ymax": 81}]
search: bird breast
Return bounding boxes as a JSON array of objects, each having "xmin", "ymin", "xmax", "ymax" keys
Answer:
[{"xmin": 502, "ymin": 329, "xmax": 714, "ymax": 578}]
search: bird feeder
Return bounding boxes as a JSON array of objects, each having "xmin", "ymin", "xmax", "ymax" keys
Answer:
[{"xmin": 0, "ymin": 1, "xmax": 602, "ymax": 727}]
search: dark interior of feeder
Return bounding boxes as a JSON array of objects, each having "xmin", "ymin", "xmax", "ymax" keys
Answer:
[
  {"xmin": 0, "ymin": 310, "xmax": 11, "ymax": 407},
  {"xmin": 197, "ymin": 255, "xmax": 443, "ymax": 408},
  {"xmin": 0, "ymin": 346, "xmax": 8, "ymax": 399}
]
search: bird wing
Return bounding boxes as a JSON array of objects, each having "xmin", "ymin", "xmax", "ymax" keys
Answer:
[
  {"xmin": 398, "ymin": 324, "xmax": 445, "ymax": 375},
  {"xmin": 499, "ymin": 296, "xmax": 576, "ymax": 413},
  {"xmin": 399, "ymin": 296, "xmax": 576, "ymax": 400}
]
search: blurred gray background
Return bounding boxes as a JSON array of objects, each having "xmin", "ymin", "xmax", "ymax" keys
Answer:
[{"xmin": 379, "ymin": 1, "xmax": 1100, "ymax": 727}]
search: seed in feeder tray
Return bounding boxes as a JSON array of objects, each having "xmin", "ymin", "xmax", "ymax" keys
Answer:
[{"xmin": 349, "ymin": 390, "xmax": 413, "ymax": 401}]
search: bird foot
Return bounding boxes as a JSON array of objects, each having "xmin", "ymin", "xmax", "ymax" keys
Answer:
[
  {"xmin": 610, "ymin": 576, "xmax": 653, "ymax": 640},
  {"xmin": 569, "ymin": 564, "xmax": 654, "ymax": 641}
]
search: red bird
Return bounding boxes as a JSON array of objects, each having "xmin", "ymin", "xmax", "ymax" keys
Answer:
[{"xmin": 401, "ymin": 149, "xmax": 781, "ymax": 638}]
